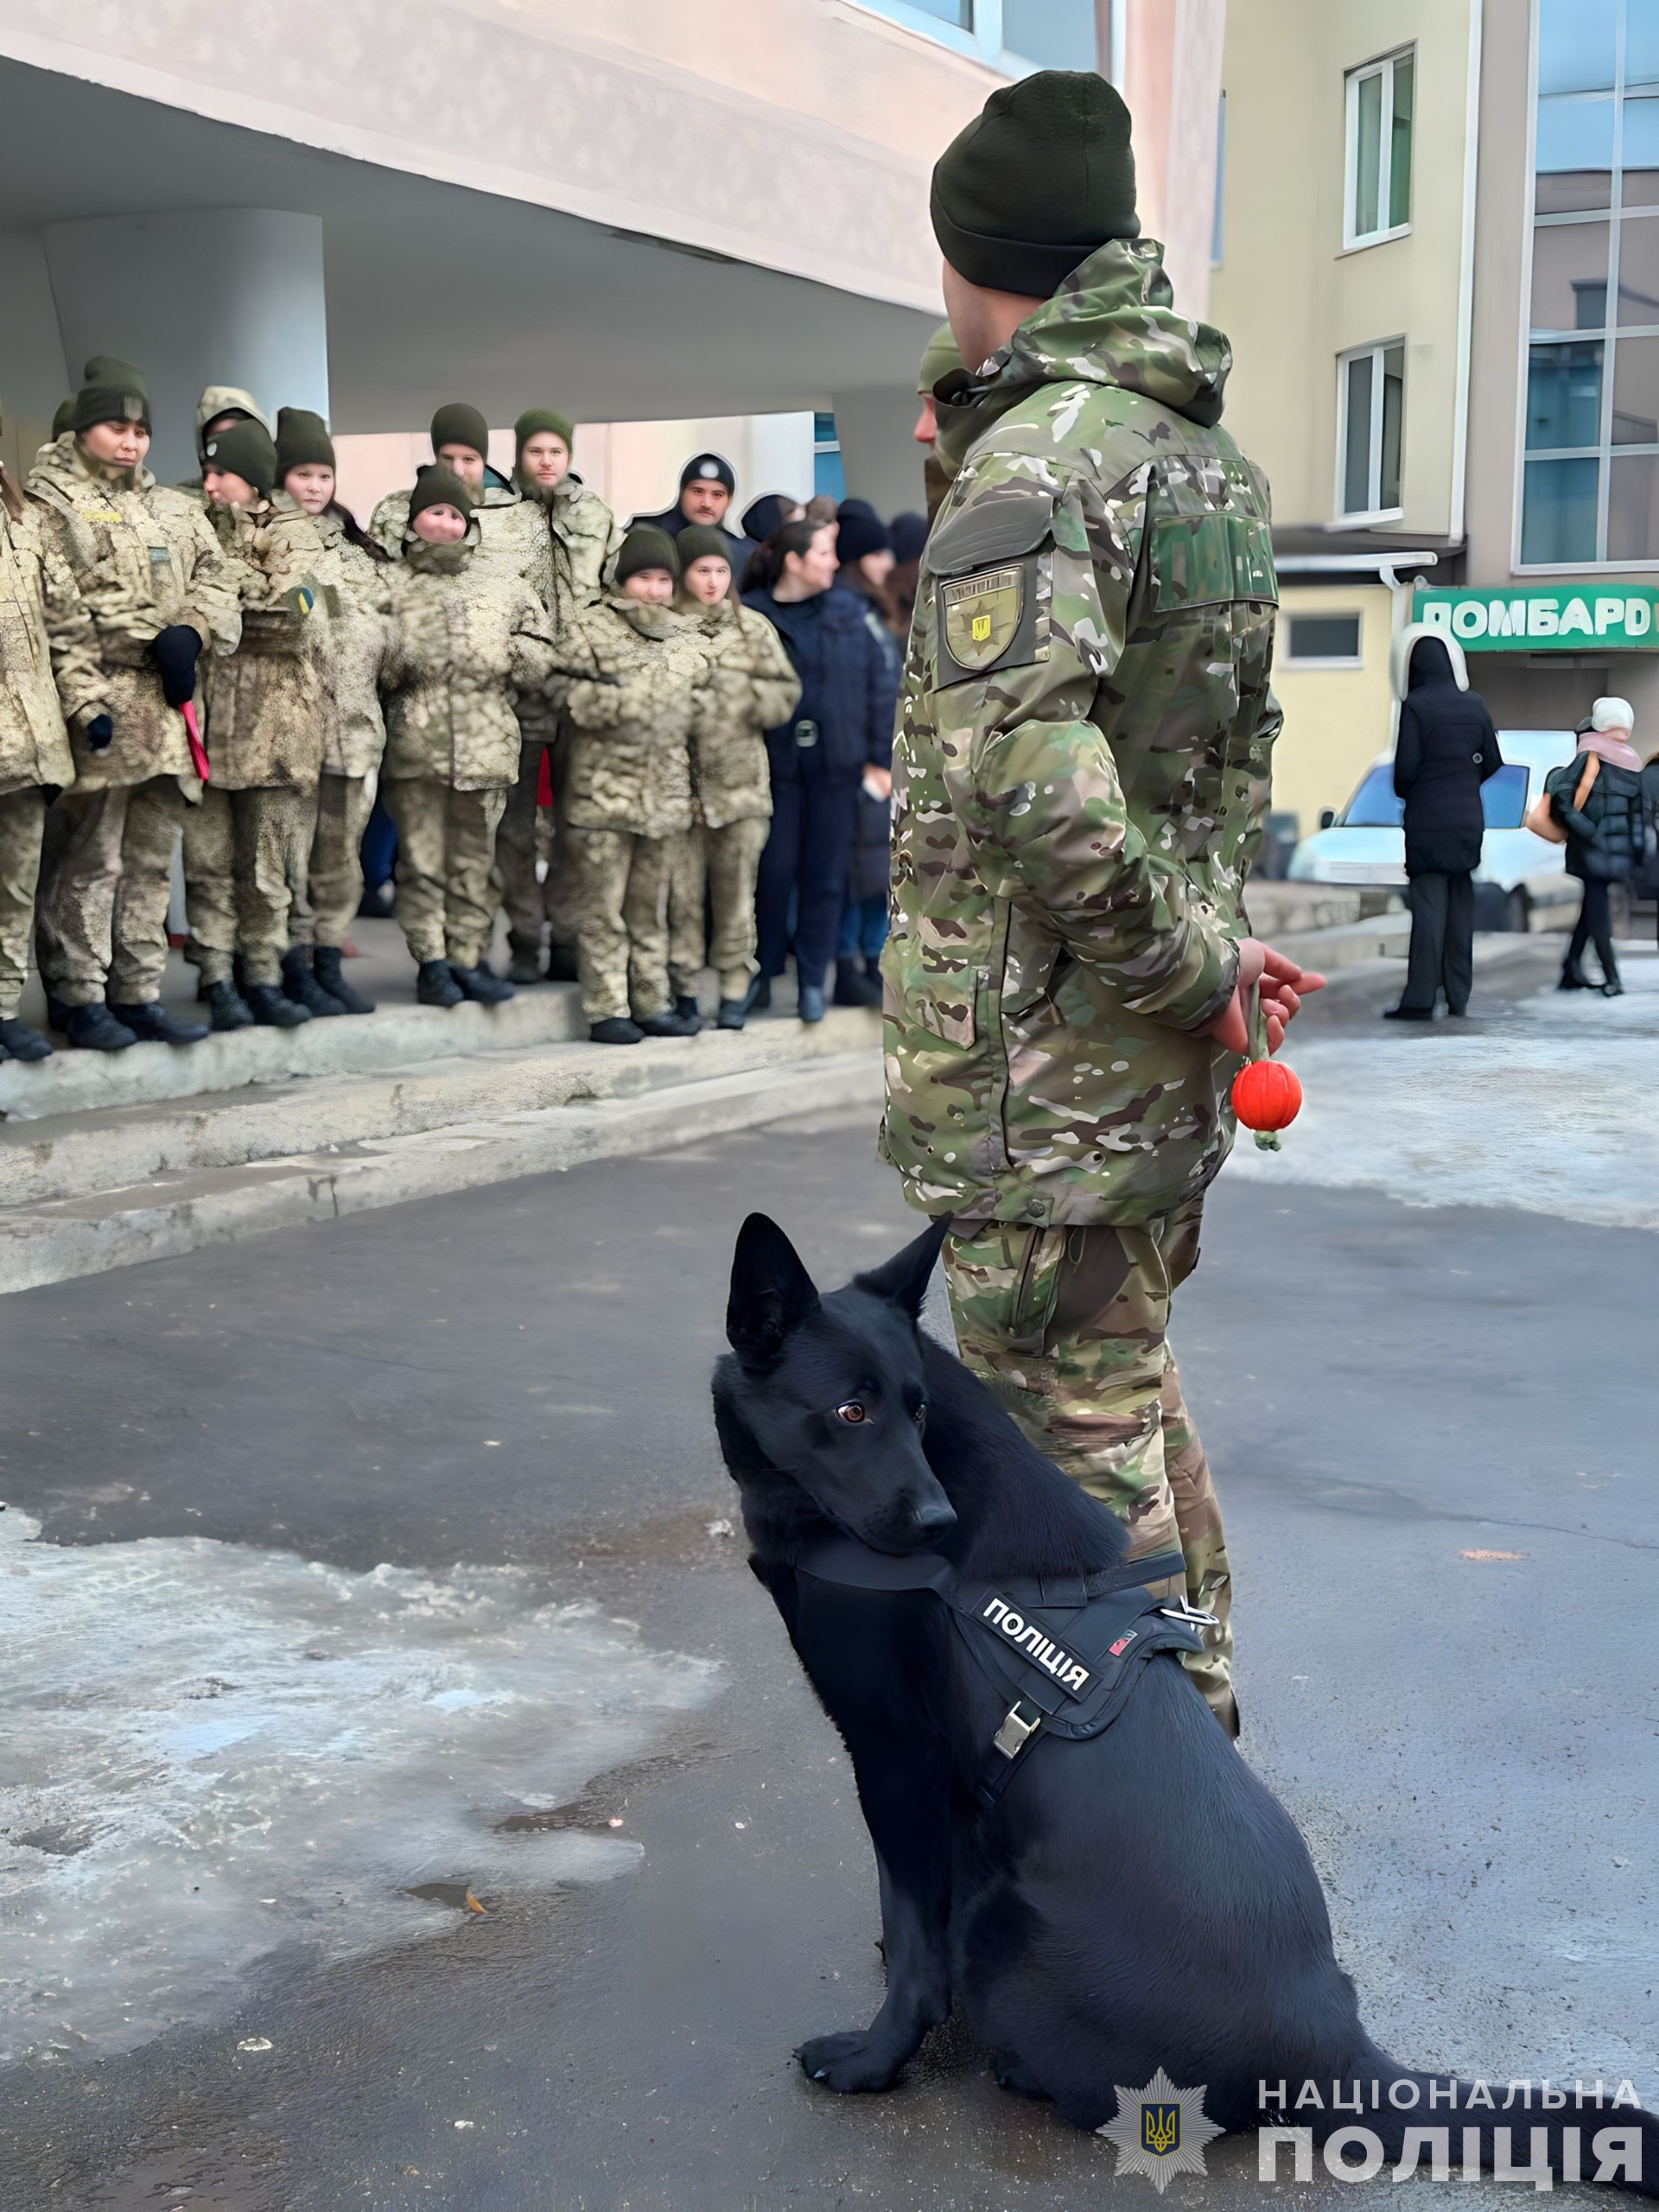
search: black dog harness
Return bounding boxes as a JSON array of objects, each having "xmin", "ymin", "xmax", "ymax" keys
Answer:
[{"xmin": 793, "ymin": 1536, "xmax": 1213, "ymax": 1805}]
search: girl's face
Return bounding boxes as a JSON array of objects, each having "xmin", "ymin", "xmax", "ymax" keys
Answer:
[
  {"xmin": 283, "ymin": 463, "xmax": 334, "ymax": 515},
  {"xmin": 203, "ymin": 467, "xmax": 257, "ymax": 509},
  {"xmin": 79, "ymin": 420, "xmax": 150, "ymax": 469},
  {"xmin": 785, "ymin": 525, "xmax": 839, "ymax": 596},
  {"xmin": 623, "ymin": 569, "xmax": 675, "ymax": 604},
  {"xmin": 683, "ymin": 555, "xmax": 732, "ymax": 607},
  {"xmin": 413, "ymin": 503, "xmax": 467, "ymax": 544},
  {"xmin": 856, "ymin": 549, "xmax": 896, "ymax": 588}
]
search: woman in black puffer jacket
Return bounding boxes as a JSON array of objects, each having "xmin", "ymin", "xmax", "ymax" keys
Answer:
[{"xmin": 1547, "ymin": 697, "xmax": 1649, "ymax": 995}]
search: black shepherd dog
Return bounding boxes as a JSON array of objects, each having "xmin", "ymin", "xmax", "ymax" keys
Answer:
[{"xmin": 712, "ymin": 1212, "xmax": 1659, "ymax": 2192}]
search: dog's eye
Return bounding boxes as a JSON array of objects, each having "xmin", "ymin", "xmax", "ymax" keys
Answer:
[
  {"xmin": 912, "ymin": 1403, "xmax": 927, "ymax": 1429},
  {"xmin": 835, "ymin": 1402, "xmax": 867, "ymax": 1425}
]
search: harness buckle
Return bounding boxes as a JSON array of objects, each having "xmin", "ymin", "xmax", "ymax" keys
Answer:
[
  {"xmin": 1159, "ymin": 1600, "xmax": 1220, "ymax": 1628},
  {"xmin": 993, "ymin": 1699, "xmax": 1042, "ymax": 1760}
]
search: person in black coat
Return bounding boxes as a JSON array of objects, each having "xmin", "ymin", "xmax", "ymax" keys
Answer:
[
  {"xmin": 630, "ymin": 451, "xmax": 757, "ymax": 576},
  {"xmin": 742, "ymin": 518, "xmax": 898, "ymax": 1023},
  {"xmin": 1547, "ymin": 697, "xmax": 1649, "ymax": 995},
  {"xmin": 1386, "ymin": 631, "xmax": 1503, "ymax": 1020}
]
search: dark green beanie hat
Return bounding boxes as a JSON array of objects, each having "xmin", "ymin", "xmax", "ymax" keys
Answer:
[
  {"xmin": 408, "ymin": 462, "xmax": 475, "ymax": 524},
  {"xmin": 675, "ymin": 525, "xmax": 733, "ymax": 573},
  {"xmin": 72, "ymin": 355, "xmax": 150, "ymax": 435},
  {"xmin": 275, "ymin": 406, "xmax": 335, "ymax": 478},
  {"xmin": 203, "ymin": 418, "xmax": 277, "ymax": 499},
  {"xmin": 429, "ymin": 402, "xmax": 490, "ymax": 460},
  {"xmin": 514, "ymin": 407, "xmax": 575, "ymax": 456},
  {"xmin": 613, "ymin": 524, "xmax": 680, "ymax": 585},
  {"xmin": 930, "ymin": 70, "xmax": 1138, "ymax": 297},
  {"xmin": 52, "ymin": 396, "xmax": 76, "ymax": 441}
]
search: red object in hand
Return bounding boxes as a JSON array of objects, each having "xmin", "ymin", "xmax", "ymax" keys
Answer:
[
  {"xmin": 1231, "ymin": 1055, "xmax": 1303, "ymax": 1133},
  {"xmin": 536, "ymin": 747, "xmax": 553, "ymax": 807},
  {"xmin": 181, "ymin": 700, "xmax": 210, "ymax": 785}
]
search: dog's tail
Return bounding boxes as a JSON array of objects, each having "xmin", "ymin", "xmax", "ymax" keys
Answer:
[{"xmin": 1279, "ymin": 2060, "xmax": 1659, "ymax": 2197}]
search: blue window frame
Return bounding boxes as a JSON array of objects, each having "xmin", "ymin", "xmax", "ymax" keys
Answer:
[
  {"xmin": 848, "ymin": 1, "xmax": 1095, "ymax": 73},
  {"xmin": 813, "ymin": 412, "xmax": 845, "ymax": 503}
]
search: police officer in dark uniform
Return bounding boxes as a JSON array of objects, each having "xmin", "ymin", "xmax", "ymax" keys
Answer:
[{"xmin": 631, "ymin": 452, "xmax": 758, "ymax": 576}]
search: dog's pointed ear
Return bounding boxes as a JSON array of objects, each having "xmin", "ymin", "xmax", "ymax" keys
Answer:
[
  {"xmin": 728, "ymin": 1213, "xmax": 820, "ymax": 1365},
  {"xmin": 855, "ymin": 1214, "xmax": 951, "ymax": 1319}
]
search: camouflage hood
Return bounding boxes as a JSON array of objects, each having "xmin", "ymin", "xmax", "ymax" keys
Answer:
[
  {"xmin": 936, "ymin": 238, "xmax": 1232, "ymax": 480},
  {"xmin": 194, "ymin": 385, "xmax": 271, "ymax": 461}
]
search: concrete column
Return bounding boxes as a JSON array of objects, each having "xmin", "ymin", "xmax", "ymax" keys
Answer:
[
  {"xmin": 0, "ymin": 231, "xmax": 70, "ymax": 479},
  {"xmin": 830, "ymin": 389, "xmax": 928, "ymax": 521},
  {"xmin": 42, "ymin": 211, "xmax": 329, "ymax": 486}
]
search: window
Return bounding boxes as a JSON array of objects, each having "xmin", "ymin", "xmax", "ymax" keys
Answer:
[
  {"xmin": 1344, "ymin": 48, "xmax": 1414, "ymax": 248},
  {"xmin": 1338, "ymin": 342, "xmax": 1405, "ymax": 518},
  {"xmin": 1285, "ymin": 613, "xmax": 1363, "ymax": 664},
  {"xmin": 1480, "ymin": 765, "xmax": 1532, "ymax": 829},
  {"xmin": 813, "ymin": 411, "xmax": 844, "ymax": 502},
  {"xmin": 851, "ymin": 1, "xmax": 1094, "ymax": 70},
  {"xmin": 1001, "ymin": 0, "xmax": 1096, "ymax": 69},
  {"xmin": 1522, "ymin": 0, "xmax": 1659, "ymax": 563}
]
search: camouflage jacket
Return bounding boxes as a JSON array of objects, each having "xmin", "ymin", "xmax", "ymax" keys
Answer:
[
  {"xmin": 518, "ymin": 472, "xmax": 624, "ymax": 633},
  {"xmin": 0, "ymin": 493, "xmax": 80, "ymax": 795},
  {"xmin": 879, "ymin": 238, "xmax": 1281, "ymax": 1230},
  {"xmin": 678, "ymin": 595, "xmax": 800, "ymax": 828},
  {"xmin": 309, "ymin": 509, "xmax": 394, "ymax": 778},
  {"xmin": 552, "ymin": 596, "xmax": 711, "ymax": 840},
  {"xmin": 200, "ymin": 494, "xmax": 329, "ymax": 789},
  {"xmin": 27, "ymin": 435, "xmax": 243, "ymax": 794},
  {"xmin": 381, "ymin": 526, "xmax": 557, "ymax": 790},
  {"xmin": 370, "ymin": 473, "xmax": 544, "ymax": 588}
]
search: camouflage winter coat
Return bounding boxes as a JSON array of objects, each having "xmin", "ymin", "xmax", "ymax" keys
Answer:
[
  {"xmin": 199, "ymin": 494, "xmax": 328, "ymax": 790},
  {"xmin": 28, "ymin": 434, "xmax": 243, "ymax": 794},
  {"xmin": 518, "ymin": 471, "xmax": 624, "ymax": 634},
  {"xmin": 553, "ymin": 596, "xmax": 711, "ymax": 840},
  {"xmin": 678, "ymin": 594, "xmax": 800, "ymax": 828},
  {"xmin": 308, "ymin": 508, "xmax": 394, "ymax": 779},
  {"xmin": 381, "ymin": 525, "xmax": 557, "ymax": 790},
  {"xmin": 880, "ymin": 238, "xmax": 1281, "ymax": 1231},
  {"xmin": 0, "ymin": 491, "xmax": 81, "ymax": 796},
  {"xmin": 370, "ymin": 473, "xmax": 544, "ymax": 588}
]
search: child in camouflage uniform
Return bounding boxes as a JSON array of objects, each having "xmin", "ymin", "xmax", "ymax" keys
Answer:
[
  {"xmin": 187, "ymin": 419, "xmax": 329, "ymax": 1031},
  {"xmin": 379, "ymin": 466, "xmax": 556, "ymax": 1007},
  {"xmin": 669, "ymin": 524, "xmax": 800, "ymax": 1029},
  {"xmin": 551, "ymin": 525, "xmax": 712, "ymax": 1045}
]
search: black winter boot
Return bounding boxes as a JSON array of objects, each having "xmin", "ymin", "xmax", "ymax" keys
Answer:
[
  {"xmin": 1558, "ymin": 957, "xmax": 1592, "ymax": 990},
  {"xmin": 281, "ymin": 945, "xmax": 345, "ymax": 1017},
  {"xmin": 245, "ymin": 982, "xmax": 311, "ymax": 1027},
  {"xmin": 64, "ymin": 1002, "xmax": 137, "ymax": 1051},
  {"xmin": 716, "ymin": 998, "xmax": 747, "ymax": 1031},
  {"xmin": 0, "ymin": 1016, "xmax": 53, "ymax": 1060},
  {"xmin": 505, "ymin": 936, "xmax": 543, "ymax": 986},
  {"xmin": 672, "ymin": 995, "xmax": 704, "ymax": 1032},
  {"xmin": 416, "ymin": 959, "xmax": 464, "ymax": 1007},
  {"xmin": 110, "ymin": 1001, "xmax": 209, "ymax": 1046},
  {"xmin": 452, "ymin": 959, "xmax": 514, "ymax": 1005},
  {"xmin": 313, "ymin": 944, "xmax": 375, "ymax": 1014},
  {"xmin": 205, "ymin": 980, "xmax": 254, "ymax": 1031},
  {"xmin": 833, "ymin": 960, "xmax": 882, "ymax": 1008},
  {"xmin": 546, "ymin": 940, "xmax": 580, "ymax": 982},
  {"xmin": 589, "ymin": 1016, "xmax": 644, "ymax": 1045},
  {"xmin": 638, "ymin": 1007, "xmax": 701, "ymax": 1038}
]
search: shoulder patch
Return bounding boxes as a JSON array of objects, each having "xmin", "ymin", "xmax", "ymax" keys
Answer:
[{"xmin": 940, "ymin": 566, "xmax": 1025, "ymax": 675}]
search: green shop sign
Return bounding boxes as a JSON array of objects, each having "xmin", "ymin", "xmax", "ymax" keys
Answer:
[{"xmin": 1413, "ymin": 584, "xmax": 1659, "ymax": 650}]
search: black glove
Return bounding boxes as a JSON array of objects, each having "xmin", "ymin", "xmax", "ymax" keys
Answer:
[
  {"xmin": 86, "ymin": 714, "xmax": 114, "ymax": 753},
  {"xmin": 149, "ymin": 625, "xmax": 203, "ymax": 710}
]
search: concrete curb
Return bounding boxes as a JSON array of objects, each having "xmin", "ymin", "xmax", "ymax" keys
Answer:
[{"xmin": 0, "ymin": 1046, "xmax": 884, "ymax": 1296}]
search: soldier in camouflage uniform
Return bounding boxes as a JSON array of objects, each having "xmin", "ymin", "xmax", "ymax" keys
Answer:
[
  {"xmin": 29, "ymin": 356, "xmax": 242, "ymax": 1051},
  {"xmin": 882, "ymin": 73, "xmax": 1320, "ymax": 1733},
  {"xmin": 272, "ymin": 407, "xmax": 394, "ymax": 1016},
  {"xmin": 187, "ymin": 419, "xmax": 330, "ymax": 1030},
  {"xmin": 668, "ymin": 524, "xmax": 800, "ymax": 1027},
  {"xmin": 369, "ymin": 403, "xmax": 543, "ymax": 585},
  {"xmin": 495, "ymin": 407, "xmax": 624, "ymax": 985},
  {"xmin": 0, "ymin": 403, "xmax": 88, "ymax": 1059},
  {"xmin": 550, "ymin": 525, "xmax": 712, "ymax": 1044},
  {"xmin": 380, "ymin": 466, "xmax": 556, "ymax": 1007}
]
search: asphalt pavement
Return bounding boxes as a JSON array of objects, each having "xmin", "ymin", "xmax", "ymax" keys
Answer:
[{"xmin": 0, "ymin": 962, "xmax": 1655, "ymax": 2212}]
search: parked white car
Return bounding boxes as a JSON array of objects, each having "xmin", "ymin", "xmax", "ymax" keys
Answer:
[{"xmin": 1288, "ymin": 728, "xmax": 1579, "ymax": 931}]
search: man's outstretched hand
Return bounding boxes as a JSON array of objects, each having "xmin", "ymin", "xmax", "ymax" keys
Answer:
[{"xmin": 1204, "ymin": 938, "xmax": 1325, "ymax": 1057}]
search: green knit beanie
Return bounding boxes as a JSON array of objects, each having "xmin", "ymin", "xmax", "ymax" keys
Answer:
[
  {"xmin": 72, "ymin": 355, "xmax": 150, "ymax": 435},
  {"xmin": 275, "ymin": 406, "xmax": 335, "ymax": 478},
  {"xmin": 613, "ymin": 524, "xmax": 680, "ymax": 585},
  {"xmin": 675, "ymin": 525, "xmax": 733, "ymax": 573},
  {"xmin": 52, "ymin": 396, "xmax": 76, "ymax": 441},
  {"xmin": 931, "ymin": 70, "xmax": 1138, "ymax": 297},
  {"xmin": 514, "ymin": 407, "xmax": 575, "ymax": 456},
  {"xmin": 429, "ymin": 402, "xmax": 490, "ymax": 460},
  {"xmin": 408, "ymin": 462, "xmax": 475, "ymax": 524},
  {"xmin": 203, "ymin": 418, "xmax": 277, "ymax": 499},
  {"xmin": 918, "ymin": 321, "xmax": 964, "ymax": 395}
]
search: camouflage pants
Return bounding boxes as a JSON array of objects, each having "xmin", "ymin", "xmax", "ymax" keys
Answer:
[
  {"xmin": 289, "ymin": 772, "xmax": 374, "ymax": 950},
  {"xmin": 666, "ymin": 816, "xmax": 771, "ymax": 1002},
  {"xmin": 496, "ymin": 724, "xmax": 581, "ymax": 955},
  {"xmin": 184, "ymin": 782, "xmax": 314, "ymax": 988},
  {"xmin": 944, "ymin": 1198, "xmax": 1237, "ymax": 1736},
  {"xmin": 568, "ymin": 827, "xmax": 671, "ymax": 1023},
  {"xmin": 383, "ymin": 778, "xmax": 507, "ymax": 969},
  {"xmin": 38, "ymin": 776, "xmax": 187, "ymax": 1007},
  {"xmin": 0, "ymin": 785, "xmax": 48, "ymax": 1020}
]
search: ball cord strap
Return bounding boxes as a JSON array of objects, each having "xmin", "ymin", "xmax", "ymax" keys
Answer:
[
  {"xmin": 1246, "ymin": 980, "xmax": 1278, "ymax": 1153},
  {"xmin": 1230, "ymin": 976, "xmax": 1303, "ymax": 1152}
]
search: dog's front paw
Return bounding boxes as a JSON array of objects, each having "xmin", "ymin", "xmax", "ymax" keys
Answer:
[{"xmin": 798, "ymin": 2030, "xmax": 903, "ymax": 2094}]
